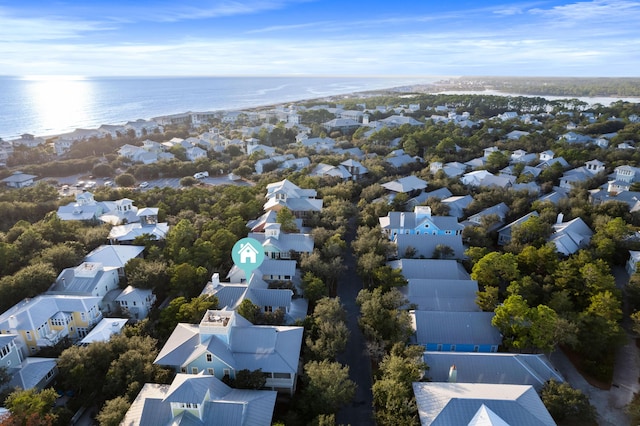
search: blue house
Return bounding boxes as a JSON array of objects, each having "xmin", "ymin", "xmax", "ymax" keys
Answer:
[{"xmin": 410, "ymin": 310, "xmax": 502, "ymax": 353}]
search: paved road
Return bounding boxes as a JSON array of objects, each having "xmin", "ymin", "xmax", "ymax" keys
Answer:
[{"xmin": 336, "ymin": 219, "xmax": 375, "ymax": 426}]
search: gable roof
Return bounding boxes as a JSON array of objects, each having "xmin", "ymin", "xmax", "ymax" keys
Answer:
[
  {"xmin": 413, "ymin": 382, "xmax": 556, "ymax": 426},
  {"xmin": 549, "ymin": 217, "xmax": 593, "ymax": 255},
  {"xmin": 423, "ymin": 352, "xmax": 563, "ymax": 391},
  {"xmin": 155, "ymin": 312, "xmax": 303, "ymax": 377},
  {"xmin": 381, "ymin": 176, "xmax": 427, "ymax": 193},
  {"xmin": 83, "ymin": 245, "xmax": 145, "ymax": 269},
  {"xmin": 402, "ymin": 279, "xmax": 479, "ymax": 311},
  {"xmin": 394, "ymin": 234, "xmax": 466, "ymax": 260},
  {"xmin": 122, "ymin": 374, "xmax": 277, "ymax": 426},
  {"xmin": 388, "ymin": 259, "xmax": 470, "ymax": 280},
  {"xmin": 410, "ymin": 311, "xmax": 502, "ymax": 347},
  {"xmin": 0, "ymin": 295, "xmax": 102, "ymax": 331}
]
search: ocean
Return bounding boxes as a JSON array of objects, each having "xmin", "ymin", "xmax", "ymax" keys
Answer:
[{"xmin": 0, "ymin": 75, "xmax": 435, "ymax": 140}]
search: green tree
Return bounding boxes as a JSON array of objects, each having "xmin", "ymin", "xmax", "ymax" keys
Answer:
[
  {"xmin": 276, "ymin": 207, "xmax": 299, "ymax": 233},
  {"xmin": 169, "ymin": 262, "xmax": 208, "ymax": 297},
  {"xmin": 505, "ymin": 215, "xmax": 552, "ymax": 252},
  {"xmin": 540, "ymin": 380, "xmax": 597, "ymax": 425},
  {"xmin": 230, "ymin": 369, "xmax": 267, "ymax": 389},
  {"xmin": 492, "ymin": 294, "xmax": 532, "ymax": 350},
  {"xmin": 4, "ymin": 388, "xmax": 59, "ymax": 425},
  {"xmin": 371, "ymin": 265, "xmax": 408, "ymax": 291},
  {"xmin": 306, "ymin": 297, "xmax": 349, "ymax": 360},
  {"xmin": 301, "ymin": 272, "xmax": 329, "ymax": 306},
  {"xmin": 124, "ymin": 258, "xmax": 170, "ymax": 290},
  {"xmin": 300, "ymin": 360, "xmax": 356, "ymax": 418},
  {"xmin": 95, "ymin": 396, "xmax": 131, "ymax": 426},
  {"xmin": 471, "ymin": 251, "xmax": 520, "ymax": 292},
  {"xmin": 237, "ymin": 299, "xmax": 262, "ymax": 324},
  {"xmin": 179, "ymin": 176, "xmax": 198, "ymax": 187},
  {"xmin": 373, "ymin": 344, "xmax": 426, "ymax": 426},
  {"xmin": 475, "ymin": 285, "xmax": 500, "ymax": 311},
  {"xmin": 36, "ymin": 242, "xmax": 84, "ymax": 271},
  {"xmin": 357, "ymin": 287, "xmax": 413, "ymax": 354},
  {"xmin": 115, "ymin": 173, "xmax": 135, "ymax": 187}
]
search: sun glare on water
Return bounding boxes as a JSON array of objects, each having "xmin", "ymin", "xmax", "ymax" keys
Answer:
[{"xmin": 22, "ymin": 75, "xmax": 92, "ymax": 135}]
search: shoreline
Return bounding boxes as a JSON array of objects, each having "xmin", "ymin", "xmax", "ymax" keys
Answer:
[
  {"xmin": 12, "ymin": 86, "xmax": 412, "ymax": 142},
  {"xmin": 5, "ymin": 84, "xmax": 640, "ymax": 142}
]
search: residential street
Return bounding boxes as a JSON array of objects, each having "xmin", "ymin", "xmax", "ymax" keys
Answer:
[{"xmin": 336, "ymin": 218, "xmax": 375, "ymax": 426}]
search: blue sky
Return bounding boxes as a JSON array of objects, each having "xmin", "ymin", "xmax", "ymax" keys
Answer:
[{"xmin": 0, "ymin": 0, "xmax": 638, "ymax": 77}]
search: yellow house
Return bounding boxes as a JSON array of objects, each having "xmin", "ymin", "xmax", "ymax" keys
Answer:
[{"xmin": 0, "ymin": 295, "xmax": 102, "ymax": 357}]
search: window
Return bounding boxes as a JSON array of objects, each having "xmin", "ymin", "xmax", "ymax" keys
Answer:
[
  {"xmin": 207, "ymin": 368, "xmax": 214, "ymax": 375},
  {"xmin": 450, "ymin": 345, "xmax": 456, "ymax": 351},
  {"xmin": 474, "ymin": 345, "xmax": 479, "ymax": 352},
  {"xmin": 191, "ymin": 367, "xmax": 198, "ymax": 374},
  {"xmin": 223, "ymin": 369, "xmax": 230, "ymax": 377},
  {"xmin": 206, "ymin": 354, "xmax": 212, "ymax": 362},
  {"xmin": 25, "ymin": 331, "xmax": 32, "ymax": 341},
  {"xmin": 273, "ymin": 372, "xmax": 291, "ymax": 379},
  {"xmin": 181, "ymin": 367, "xmax": 187, "ymax": 373}
]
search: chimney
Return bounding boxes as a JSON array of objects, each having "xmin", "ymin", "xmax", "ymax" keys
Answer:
[
  {"xmin": 8, "ymin": 315, "xmax": 18, "ymax": 330},
  {"xmin": 556, "ymin": 213, "xmax": 564, "ymax": 224},
  {"xmin": 400, "ymin": 212, "xmax": 405, "ymax": 228},
  {"xmin": 211, "ymin": 273, "xmax": 220, "ymax": 288},
  {"xmin": 448, "ymin": 364, "xmax": 457, "ymax": 383}
]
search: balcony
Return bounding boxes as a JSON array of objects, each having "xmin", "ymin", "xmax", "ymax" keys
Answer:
[{"xmin": 36, "ymin": 328, "xmax": 69, "ymax": 347}]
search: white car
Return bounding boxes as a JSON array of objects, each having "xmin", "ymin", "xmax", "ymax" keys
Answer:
[
  {"xmin": 139, "ymin": 181, "xmax": 149, "ymax": 188},
  {"xmin": 194, "ymin": 171, "xmax": 209, "ymax": 179}
]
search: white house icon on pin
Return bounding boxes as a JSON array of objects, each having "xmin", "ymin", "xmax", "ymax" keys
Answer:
[{"xmin": 238, "ymin": 242, "xmax": 259, "ymax": 264}]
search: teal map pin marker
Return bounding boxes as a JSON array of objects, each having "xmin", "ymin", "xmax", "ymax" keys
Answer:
[{"xmin": 231, "ymin": 237, "xmax": 265, "ymax": 281}]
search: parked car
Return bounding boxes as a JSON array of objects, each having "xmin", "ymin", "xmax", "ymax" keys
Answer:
[
  {"xmin": 194, "ymin": 171, "xmax": 209, "ymax": 179},
  {"xmin": 139, "ymin": 181, "xmax": 149, "ymax": 188}
]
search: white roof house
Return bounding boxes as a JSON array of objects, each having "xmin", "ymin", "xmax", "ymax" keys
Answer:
[
  {"xmin": 549, "ymin": 215, "xmax": 593, "ymax": 256},
  {"xmin": 402, "ymin": 279, "xmax": 480, "ymax": 311},
  {"xmin": 1, "ymin": 171, "xmax": 37, "ymax": 188},
  {"xmin": 115, "ymin": 286, "xmax": 156, "ymax": 321},
  {"xmin": 263, "ymin": 179, "xmax": 323, "ymax": 218},
  {"xmin": 0, "ymin": 335, "xmax": 58, "ymax": 392},
  {"xmin": 48, "ymin": 262, "xmax": 120, "ymax": 313},
  {"xmin": 410, "ymin": 310, "xmax": 502, "ymax": 352},
  {"xmin": 83, "ymin": 245, "xmax": 145, "ymax": 277},
  {"xmin": 0, "ymin": 295, "xmax": 103, "ymax": 356},
  {"xmin": 249, "ymin": 223, "xmax": 314, "ymax": 260},
  {"xmin": 79, "ymin": 318, "xmax": 128, "ymax": 345},
  {"xmin": 154, "ymin": 310, "xmax": 303, "ymax": 395},
  {"xmin": 388, "ymin": 259, "xmax": 470, "ymax": 281},
  {"xmin": 423, "ymin": 352, "xmax": 563, "ymax": 391},
  {"xmin": 121, "ymin": 373, "xmax": 277, "ymax": 426},
  {"xmin": 381, "ymin": 176, "xmax": 428, "ymax": 194},
  {"xmin": 413, "ymin": 382, "xmax": 556, "ymax": 426},
  {"xmin": 201, "ymin": 273, "xmax": 297, "ymax": 322}
]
